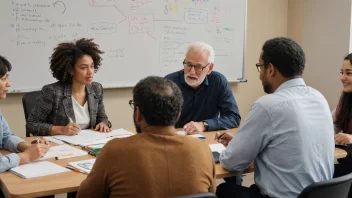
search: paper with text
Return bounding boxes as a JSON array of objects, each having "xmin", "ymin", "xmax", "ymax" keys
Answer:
[
  {"xmin": 67, "ymin": 159, "xmax": 96, "ymax": 174},
  {"xmin": 53, "ymin": 128, "xmax": 134, "ymax": 145},
  {"xmin": 39, "ymin": 145, "xmax": 88, "ymax": 160}
]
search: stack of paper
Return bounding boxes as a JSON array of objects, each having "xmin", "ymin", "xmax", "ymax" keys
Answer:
[
  {"xmin": 177, "ymin": 131, "xmax": 206, "ymax": 139},
  {"xmin": 67, "ymin": 159, "xmax": 96, "ymax": 174},
  {"xmin": 39, "ymin": 145, "xmax": 88, "ymax": 160},
  {"xmin": 53, "ymin": 128, "xmax": 134, "ymax": 145},
  {"xmin": 10, "ymin": 161, "xmax": 70, "ymax": 179}
]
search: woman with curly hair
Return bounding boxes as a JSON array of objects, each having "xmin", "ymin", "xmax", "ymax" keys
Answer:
[{"xmin": 26, "ymin": 38, "xmax": 112, "ymax": 136}]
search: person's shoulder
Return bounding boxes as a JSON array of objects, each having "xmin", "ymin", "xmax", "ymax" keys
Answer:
[
  {"xmin": 89, "ymin": 82, "xmax": 104, "ymax": 95},
  {"xmin": 41, "ymin": 81, "xmax": 62, "ymax": 94},
  {"xmin": 182, "ymin": 136, "xmax": 209, "ymax": 149},
  {"xmin": 105, "ymin": 134, "xmax": 137, "ymax": 148},
  {"xmin": 208, "ymin": 71, "xmax": 228, "ymax": 84},
  {"xmin": 253, "ymin": 94, "xmax": 283, "ymax": 111},
  {"xmin": 165, "ymin": 70, "xmax": 183, "ymax": 80}
]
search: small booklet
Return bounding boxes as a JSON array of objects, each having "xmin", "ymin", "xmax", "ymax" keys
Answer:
[
  {"xmin": 67, "ymin": 159, "xmax": 96, "ymax": 174},
  {"xmin": 10, "ymin": 161, "xmax": 70, "ymax": 179}
]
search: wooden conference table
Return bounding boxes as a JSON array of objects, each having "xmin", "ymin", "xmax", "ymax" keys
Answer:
[{"xmin": 0, "ymin": 128, "xmax": 347, "ymax": 198}]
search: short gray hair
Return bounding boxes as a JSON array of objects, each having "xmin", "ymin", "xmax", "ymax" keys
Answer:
[{"xmin": 185, "ymin": 42, "xmax": 215, "ymax": 63}]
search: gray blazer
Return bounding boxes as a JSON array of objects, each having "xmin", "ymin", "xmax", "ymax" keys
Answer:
[{"xmin": 26, "ymin": 81, "xmax": 111, "ymax": 136}]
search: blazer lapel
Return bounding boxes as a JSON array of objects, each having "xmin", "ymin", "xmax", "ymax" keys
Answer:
[
  {"xmin": 62, "ymin": 84, "xmax": 75, "ymax": 122},
  {"xmin": 86, "ymin": 84, "xmax": 98, "ymax": 127}
]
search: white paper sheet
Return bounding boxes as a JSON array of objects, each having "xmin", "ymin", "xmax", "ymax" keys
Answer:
[{"xmin": 53, "ymin": 128, "xmax": 134, "ymax": 145}]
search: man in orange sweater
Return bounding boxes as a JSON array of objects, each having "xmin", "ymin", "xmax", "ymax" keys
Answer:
[{"xmin": 77, "ymin": 76, "xmax": 216, "ymax": 198}]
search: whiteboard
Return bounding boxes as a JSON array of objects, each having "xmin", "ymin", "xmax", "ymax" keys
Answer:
[{"xmin": 0, "ymin": 0, "xmax": 247, "ymax": 92}]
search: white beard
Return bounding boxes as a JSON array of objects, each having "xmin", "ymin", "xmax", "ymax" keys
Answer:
[{"xmin": 184, "ymin": 73, "xmax": 205, "ymax": 88}]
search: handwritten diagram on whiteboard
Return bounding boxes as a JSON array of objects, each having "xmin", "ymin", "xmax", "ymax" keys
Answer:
[{"xmin": 0, "ymin": 0, "xmax": 247, "ymax": 92}]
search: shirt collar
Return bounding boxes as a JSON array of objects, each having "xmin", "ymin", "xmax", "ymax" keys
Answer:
[{"xmin": 275, "ymin": 78, "xmax": 306, "ymax": 93}]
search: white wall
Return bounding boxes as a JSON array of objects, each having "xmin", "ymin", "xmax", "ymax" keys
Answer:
[{"xmin": 302, "ymin": 0, "xmax": 352, "ymax": 109}]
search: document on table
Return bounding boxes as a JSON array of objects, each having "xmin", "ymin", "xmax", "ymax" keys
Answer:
[
  {"xmin": 209, "ymin": 143, "xmax": 226, "ymax": 153},
  {"xmin": 10, "ymin": 161, "xmax": 70, "ymax": 179},
  {"xmin": 177, "ymin": 131, "xmax": 206, "ymax": 139},
  {"xmin": 67, "ymin": 159, "xmax": 96, "ymax": 174},
  {"xmin": 53, "ymin": 128, "xmax": 134, "ymax": 145},
  {"xmin": 38, "ymin": 145, "xmax": 88, "ymax": 160},
  {"xmin": 43, "ymin": 136, "xmax": 65, "ymax": 145}
]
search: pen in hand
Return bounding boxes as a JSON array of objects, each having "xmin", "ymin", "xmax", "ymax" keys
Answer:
[
  {"xmin": 215, "ymin": 132, "xmax": 227, "ymax": 140},
  {"xmin": 68, "ymin": 117, "xmax": 81, "ymax": 132},
  {"xmin": 34, "ymin": 136, "xmax": 41, "ymax": 143}
]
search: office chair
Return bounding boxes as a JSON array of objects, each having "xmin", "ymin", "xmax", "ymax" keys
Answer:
[
  {"xmin": 171, "ymin": 193, "xmax": 217, "ymax": 198},
  {"xmin": 22, "ymin": 91, "xmax": 41, "ymax": 137},
  {"xmin": 298, "ymin": 172, "xmax": 352, "ymax": 198}
]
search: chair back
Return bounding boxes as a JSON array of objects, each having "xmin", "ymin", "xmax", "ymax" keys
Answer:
[
  {"xmin": 22, "ymin": 91, "xmax": 41, "ymax": 137},
  {"xmin": 298, "ymin": 172, "xmax": 352, "ymax": 198},
  {"xmin": 171, "ymin": 193, "xmax": 217, "ymax": 198}
]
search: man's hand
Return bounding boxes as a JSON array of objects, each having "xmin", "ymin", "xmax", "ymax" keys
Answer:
[
  {"xmin": 183, "ymin": 121, "xmax": 205, "ymax": 134},
  {"xmin": 215, "ymin": 132, "xmax": 233, "ymax": 147},
  {"xmin": 335, "ymin": 133, "xmax": 352, "ymax": 145}
]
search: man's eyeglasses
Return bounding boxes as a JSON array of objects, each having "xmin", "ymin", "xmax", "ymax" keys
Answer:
[
  {"xmin": 129, "ymin": 100, "xmax": 135, "ymax": 109},
  {"xmin": 255, "ymin": 63, "xmax": 265, "ymax": 72},
  {"xmin": 183, "ymin": 60, "xmax": 211, "ymax": 73}
]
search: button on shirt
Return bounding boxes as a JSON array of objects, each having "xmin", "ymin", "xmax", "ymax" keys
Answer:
[
  {"xmin": 165, "ymin": 70, "xmax": 241, "ymax": 131},
  {"xmin": 220, "ymin": 78, "xmax": 334, "ymax": 197}
]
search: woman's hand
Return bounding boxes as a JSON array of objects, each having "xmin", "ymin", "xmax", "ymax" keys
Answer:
[
  {"xmin": 335, "ymin": 133, "xmax": 352, "ymax": 145},
  {"xmin": 95, "ymin": 122, "xmax": 112, "ymax": 133}
]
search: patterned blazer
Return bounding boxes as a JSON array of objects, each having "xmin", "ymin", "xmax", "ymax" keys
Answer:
[{"xmin": 26, "ymin": 81, "xmax": 111, "ymax": 136}]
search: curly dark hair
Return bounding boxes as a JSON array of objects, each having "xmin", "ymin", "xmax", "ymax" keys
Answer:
[
  {"xmin": 262, "ymin": 37, "xmax": 305, "ymax": 77},
  {"xmin": 133, "ymin": 76, "xmax": 184, "ymax": 126},
  {"xmin": 49, "ymin": 38, "xmax": 104, "ymax": 84},
  {"xmin": 0, "ymin": 55, "xmax": 12, "ymax": 78}
]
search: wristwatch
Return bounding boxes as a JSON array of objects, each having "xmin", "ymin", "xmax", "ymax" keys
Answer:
[{"xmin": 203, "ymin": 121, "xmax": 209, "ymax": 131}]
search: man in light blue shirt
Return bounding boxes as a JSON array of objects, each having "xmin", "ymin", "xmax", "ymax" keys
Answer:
[{"xmin": 216, "ymin": 37, "xmax": 334, "ymax": 198}]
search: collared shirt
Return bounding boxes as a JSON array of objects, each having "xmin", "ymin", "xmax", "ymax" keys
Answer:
[
  {"xmin": 165, "ymin": 70, "xmax": 241, "ymax": 131},
  {"xmin": 220, "ymin": 78, "xmax": 334, "ymax": 198},
  {"xmin": 0, "ymin": 113, "xmax": 25, "ymax": 172}
]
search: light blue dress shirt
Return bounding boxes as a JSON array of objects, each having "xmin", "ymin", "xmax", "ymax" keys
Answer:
[
  {"xmin": 0, "ymin": 113, "xmax": 25, "ymax": 172},
  {"xmin": 220, "ymin": 78, "xmax": 335, "ymax": 198}
]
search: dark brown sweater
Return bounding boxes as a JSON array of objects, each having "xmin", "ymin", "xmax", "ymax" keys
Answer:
[{"xmin": 77, "ymin": 130, "xmax": 216, "ymax": 198}]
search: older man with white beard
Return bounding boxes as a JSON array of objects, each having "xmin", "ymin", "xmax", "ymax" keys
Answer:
[{"xmin": 165, "ymin": 42, "xmax": 241, "ymax": 134}]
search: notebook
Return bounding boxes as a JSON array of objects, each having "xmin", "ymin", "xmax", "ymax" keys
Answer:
[
  {"xmin": 10, "ymin": 161, "xmax": 70, "ymax": 179},
  {"xmin": 53, "ymin": 128, "xmax": 134, "ymax": 145},
  {"xmin": 67, "ymin": 159, "xmax": 96, "ymax": 174}
]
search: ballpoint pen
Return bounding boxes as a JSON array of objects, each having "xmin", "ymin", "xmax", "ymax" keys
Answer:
[
  {"xmin": 34, "ymin": 136, "xmax": 41, "ymax": 143},
  {"xmin": 215, "ymin": 132, "xmax": 227, "ymax": 140},
  {"xmin": 68, "ymin": 117, "xmax": 81, "ymax": 132}
]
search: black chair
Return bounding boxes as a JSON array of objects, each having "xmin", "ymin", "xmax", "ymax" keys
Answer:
[
  {"xmin": 22, "ymin": 91, "xmax": 41, "ymax": 137},
  {"xmin": 171, "ymin": 193, "xmax": 217, "ymax": 198},
  {"xmin": 298, "ymin": 172, "xmax": 352, "ymax": 198}
]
